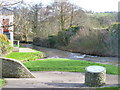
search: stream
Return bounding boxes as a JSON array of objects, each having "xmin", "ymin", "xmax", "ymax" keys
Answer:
[{"xmin": 21, "ymin": 43, "xmax": 119, "ymax": 66}]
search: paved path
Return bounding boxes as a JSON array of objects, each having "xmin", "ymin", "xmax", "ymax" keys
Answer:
[
  {"xmin": 3, "ymin": 71, "xmax": 119, "ymax": 88},
  {"xmin": 19, "ymin": 48, "xmax": 35, "ymax": 52}
]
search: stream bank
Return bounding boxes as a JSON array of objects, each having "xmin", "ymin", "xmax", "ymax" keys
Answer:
[{"xmin": 21, "ymin": 43, "xmax": 119, "ymax": 66}]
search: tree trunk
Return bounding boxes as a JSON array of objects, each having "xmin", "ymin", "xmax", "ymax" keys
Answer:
[
  {"xmin": 60, "ymin": 5, "xmax": 65, "ymax": 31},
  {"xmin": 70, "ymin": 5, "xmax": 74, "ymax": 27}
]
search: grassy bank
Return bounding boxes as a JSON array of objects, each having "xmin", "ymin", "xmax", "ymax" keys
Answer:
[
  {"xmin": 0, "ymin": 79, "xmax": 6, "ymax": 87},
  {"xmin": 5, "ymin": 50, "xmax": 45, "ymax": 62},
  {"xmin": 24, "ymin": 58, "xmax": 119, "ymax": 75}
]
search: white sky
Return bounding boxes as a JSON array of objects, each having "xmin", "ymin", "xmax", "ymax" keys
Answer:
[{"xmin": 2, "ymin": 0, "xmax": 120, "ymax": 12}]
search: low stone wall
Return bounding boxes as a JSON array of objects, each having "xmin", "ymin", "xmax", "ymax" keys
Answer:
[
  {"xmin": 1, "ymin": 57, "xmax": 35, "ymax": 78},
  {"xmin": 85, "ymin": 66, "xmax": 106, "ymax": 87}
]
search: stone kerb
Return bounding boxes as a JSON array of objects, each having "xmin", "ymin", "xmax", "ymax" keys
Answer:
[
  {"xmin": 1, "ymin": 57, "xmax": 35, "ymax": 78},
  {"xmin": 85, "ymin": 65, "xmax": 106, "ymax": 87}
]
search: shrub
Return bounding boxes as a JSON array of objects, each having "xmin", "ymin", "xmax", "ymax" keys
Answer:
[
  {"xmin": 57, "ymin": 31, "xmax": 70, "ymax": 46},
  {"xmin": 56, "ymin": 26, "xmax": 80, "ymax": 46},
  {"xmin": 0, "ymin": 34, "xmax": 12, "ymax": 56},
  {"xmin": 48, "ymin": 35, "xmax": 57, "ymax": 48},
  {"xmin": 33, "ymin": 37, "xmax": 50, "ymax": 47},
  {"xmin": 33, "ymin": 26, "xmax": 80, "ymax": 48},
  {"xmin": 64, "ymin": 24, "xmax": 119, "ymax": 56}
]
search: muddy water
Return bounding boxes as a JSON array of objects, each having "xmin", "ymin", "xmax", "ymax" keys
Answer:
[{"xmin": 21, "ymin": 44, "xmax": 119, "ymax": 66}]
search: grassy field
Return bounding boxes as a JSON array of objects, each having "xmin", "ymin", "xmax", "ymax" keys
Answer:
[
  {"xmin": 0, "ymin": 79, "xmax": 6, "ymax": 87},
  {"xmin": 23, "ymin": 58, "xmax": 119, "ymax": 75},
  {"xmin": 5, "ymin": 51, "xmax": 45, "ymax": 62}
]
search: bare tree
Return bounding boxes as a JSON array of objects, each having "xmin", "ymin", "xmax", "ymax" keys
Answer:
[
  {"xmin": 0, "ymin": 0, "xmax": 23, "ymax": 8},
  {"xmin": 49, "ymin": 1, "xmax": 83, "ymax": 31},
  {"xmin": 29, "ymin": 3, "xmax": 42, "ymax": 35},
  {"xmin": 14, "ymin": 7, "xmax": 33, "ymax": 42}
]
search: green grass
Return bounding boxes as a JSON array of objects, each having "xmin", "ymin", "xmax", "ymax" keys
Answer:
[
  {"xmin": 23, "ymin": 58, "xmax": 119, "ymax": 75},
  {"xmin": 0, "ymin": 79, "xmax": 6, "ymax": 87},
  {"xmin": 96, "ymin": 86, "xmax": 120, "ymax": 90},
  {"xmin": 13, "ymin": 44, "xmax": 24, "ymax": 48},
  {"xmin": 5, "ymin": 51, "xmax": 45, "ymax": 62}
]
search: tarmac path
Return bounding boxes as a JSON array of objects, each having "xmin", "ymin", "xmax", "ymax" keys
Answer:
[{"xmin": 3, "ymin": 71, "xmax": 119, "ymax": 88}]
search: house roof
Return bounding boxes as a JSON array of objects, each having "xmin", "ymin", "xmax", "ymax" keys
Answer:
[{"xmin": 0, "ymin": 7, "xmax": 14, "ymax": 15}]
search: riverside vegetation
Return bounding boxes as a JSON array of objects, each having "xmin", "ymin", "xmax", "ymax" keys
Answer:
[
  {"xmin": 12, "ymin": 1, "xmax": 118, "ymax": 57},
  {"xmin": 33, "ymin": 23, "xmax": 119, "ymax": 57}
]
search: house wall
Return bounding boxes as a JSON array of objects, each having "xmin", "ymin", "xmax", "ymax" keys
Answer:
[
  {"xmin": 0, "ymin": 15, "xmax": 3, "ymax": 34},
  {"xmin": 0, "ymin": 15, "xmax": 14, "ymax": 46}
]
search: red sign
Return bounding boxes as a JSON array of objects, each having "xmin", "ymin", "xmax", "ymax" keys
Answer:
[{"xmin": 2, "ymin": 18, "xmax": 9, "ymax": 32}]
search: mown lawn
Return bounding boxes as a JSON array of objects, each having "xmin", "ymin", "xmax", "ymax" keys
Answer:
[
  {"xmin": 23, "ymin": 58, "xmax": 119, "ymax": 75},
  {"xmin": 5, "ymin": 50, "xmax": 45, "ymax": 62},
  {"xmin": 96, "ymin": 86, "xmax": 120, "ymax": 90},
  {"xmin": 0, "ymin": 79, "xmax": 6, "ymax": 87}
]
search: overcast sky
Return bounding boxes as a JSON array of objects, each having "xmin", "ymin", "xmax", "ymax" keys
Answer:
[{"xmin": 2, "ymin": 0, "xmax": 119, "ymax": 12}]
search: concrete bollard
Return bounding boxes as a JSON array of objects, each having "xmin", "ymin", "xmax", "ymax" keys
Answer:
[
  {"xmin": 85, "ymin": 65, "xmax": 106, "ymax": 87},
  {"xmin": 13, "ymin": 40, "xmax": 19, "ymax": 52}
]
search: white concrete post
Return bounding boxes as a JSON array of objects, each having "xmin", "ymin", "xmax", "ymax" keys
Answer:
[
  {"xmin": 9, "ymin": 15, "xmax": 14, "ymax": 47},
  {"xmin": 0, "ymin": 15, "xmax": 3, "ymax": 34}
]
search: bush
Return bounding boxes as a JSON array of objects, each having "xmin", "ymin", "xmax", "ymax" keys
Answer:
[
  {"xmin": 48, "ymin": 36, "xmax": 57, "ymax": 48},
  {"xmin": 57, "ymin": 26, "xmax": 80, "ymax": 46},
  {"xmin": 0, "ymin": 34, "xmax": 12, "ymax": 56},
  {"xmin": 33, "ymin": 26, "xmax": 80, "ymax": 48},
  {"xmin": 64, "ymin": 24, "xmax": 119, "ymax": 56},
  {"xmin": 57, "ymin": 31, "xmax": 70, "ymax": 46},
  {"xmin": 33, "ymin": 37, "xmax": 50, "ymax": 47},
  {"xmin": 108, "ymin": 23, "xmax": 119, "ymax": 56}
]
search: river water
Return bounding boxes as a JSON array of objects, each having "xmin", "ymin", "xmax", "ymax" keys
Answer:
[{"xmin": 21, "ymin": 43, "xmax": 119, "ymax": 66}]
